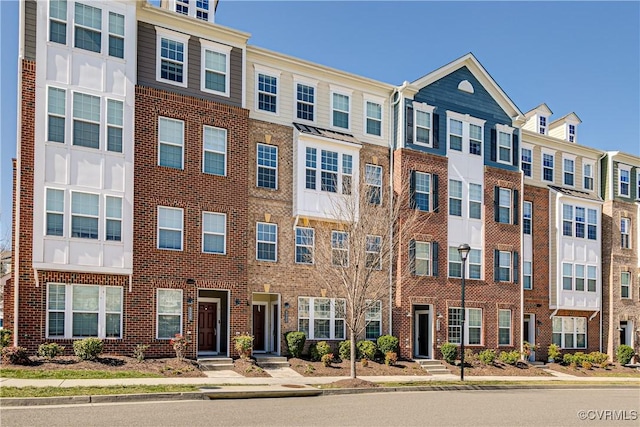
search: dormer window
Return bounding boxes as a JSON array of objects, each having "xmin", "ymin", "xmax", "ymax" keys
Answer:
[
  {"xmin": 169, "ymin": 0, "xmax": 213, "ymax": 23},
  {"xmin": 568, "ymin": 124, "xmax": 576, "ymax": 142},
  {"xmin": 539, "ymin": 116, "xmax": 547, "ymax": 135}
]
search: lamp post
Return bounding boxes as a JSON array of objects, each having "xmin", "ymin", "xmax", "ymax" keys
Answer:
[{"xmin": 457, "ymin": 243, "xmax": 470, "ymax": 381}]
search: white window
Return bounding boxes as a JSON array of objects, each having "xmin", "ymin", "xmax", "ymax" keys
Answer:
[
  {"xmin": 542, "ymin": 152, "xmax": 554, "ymax": 182},
  {"xmin": 468, "ymin": 249, "xmax": 482, "ymax": 280},
  {"xmin": 322, "ymin": 150, "xmax": 339, "ymax": 193},
  {"xmin": 202, "ymin": 212, "xmax": 226, "ymax": 254},
  {"xmin": 156, "ymin": 28, "xmax": 189, "ymax": 87},
  {"xmin": 583, "ymin": 162, "xmax": 594, "ymax": 190},
  {"xmin": 365, "ymin": 164, "xmax": 382, "ymax": 205},
  {"xmin": 497, "ymin": 251, "xmax": 511, "ymax": 282},
  {"xmin": 195, "ymin": 0, "xmax": 210, "ymax": 21},
  {"xmin": 619, "ymin": 166, "xmax": 630, "ymax": 197},
  {"xmin": 448, "ymin": 118, "xmax": 462, "ymax": 151},
  {"xmin": 71, "ymin": 192, "xmax": 99, "ymax": 239},
  {"xmin": 257, "ymin": 73, "xmax": 277, "ymax": 113},
  {"xmin": 637, "ymin": 170, "xmax": 640, "ymax": 200},
  {"xmin": 157, "ymin": 289, "xmax": 182, "ymax": 339},
  {"xmin": 498, "ymin": 309, "xmax": 511, "ymax": 346},
  {"xmin": 621, "ymin": 271, "xmax": 631, "ymax": 299},
  {"xmin": 295, "ymin": 227, "xmax": 314, "ymax": 264},
  {"xmin": 575, "ymin": 264, "xmax": 585, "ymax": 291},
  {"xmin": 412, "ymin": 171, "xmax": 431, "ymax": 211},
  {"xmin": 73, "ymin": 92, "xmax": 100, "ymax": 149},
  {"xmin": 497, "ymin": 188, "xmax": 511, "ymax": 224},
  {"xmin": 539, "ymin": 116, "xmax": 547, "ymax": 135},
  {"xmin": 46, "ymin": 188, "xmax": 64, "ymax": 237},
  {"xmin": 497, "ymin": 126, "xmax": 513, "ymax": 164},
  {"xmin": 176, "ymin": 0, "xmax": 188, "ymax": 15},
  {"xmin": 48, "ymin": 87, "xmax": 66, "ymax": 143},
  {"xmin": 108, "ymin": 12, "xmax": 124, "ymax": 59},
  {"xmin": 158, "ymin": 117, "xmax": 184, "ymax": 169},
  {"xmin": 365, "ymin": 300, "xmax": 382, "ymax": 340},
  {"xmin": 563, "ymin": 157, "xmax": 575, "ymax": 186},
  {"xmin": 562, "ymin": 263, "xmax": 573, "ymax": 290},
  {"xmin": 449, "ymin": 179, "xmax": 462, "ymax": 216},
  {"xmin": 448, "ymin": 246, "xmax": 462, "ymax": 278},
  {"xmin": 446, "ymin": 111, "xmax": 485, "ymax": 155},
  {"xmin": 365, "ymin": 101, "xmax": 382, "ymax": 137},
  {"xmin": 158, "ymin": 206, "xmax": 183, "ymax": 250},
  {"xmin": 106, "ymin": 99, "xmax": 123, "ymax": 153},
  {"xmin": 413, "ymin": 241, "xmax": 431, "ymax": 276},
  {"xmin": 523, "ymin": 261, "xmax": 532, "ymax": 290},
  {"xmin": 415, "ymin": 110, "xmax": 432, "ymax": 146},
  {"xmin": 47, "ymin": 283, "xmax": 123, "ymax": 339},
  {"xmin": 298, "ymin": 297, "xmax": 345, "ymax": 340},
  {"xmin": 587, "ymin": 265, "xmax": 597, "ymax": 292},
  {"xmin": 256, "ymin": 222, "xmax": 277, "ymax": 262},
  {"xmin": 621, "ymin": 218, "xmax": 630, "ymax": 249},
  {"xmin": 331, "ymin": 231, "xmax": 349, "ymax": 267},
  {"xmin": 203, "ymin": 126, "xmax": 226, "ymax": 176},
  {"xmin": 523, "ymin": 201, "xmax": 532, "ymax": 235},
  {"xmin": 587, "ymin": 209, "xmax": 598, "ymax": 240},
  {"xmin": 469, "ymin": 183, "xmax": 482, "ymax": 220},
  {"xmin": 305, "ymin": 147, "xmax": 317, "ymax": 190},
  {"xmin": 257, "ymin": 143, "xmax": 278, "ymax": 189},
  {"xmin": 568, "ymin": 124, "xmax": 576, "ymax": 143},
  {"xmin": 469, "ymin": 124, "xmax": 483, "ymax": 156},
  {"xmin": 296, "ymin": 82, "xmax": 315, "ymax": 122},
  {"xmin": 552, "ymin": 316, "xmax": 586, "ymax": 349},
  {"xmin": 448, "ymin": 307, "xmax": 482, "ymax": 345},
  {"xmin": 562, "ymin": 204, "xmax": 573, "ymax": 237},
  {"xmin": 342, "ymin": 154, "xmax": 353, "ymax": 195},
  {"xmin": 366, "ymin": 235, "xmax": 382, "ymax": 270},
  {"xmin": 201, "ymin": 40, "xmax": 231, "ymax": 96},
  {"xmin": 105, "ymin": 196, "xmax": 122, "ymax": 241},
  {"xmin": 575, "ymin": 207, "xmax": 585, "ymax": 238},
  {"xmin": 49, "ymin": 0, "xmax": 67, "ymax": 45},
  {"xmin": 74, "ymin": 3, "xmax": 101, "ymax": 53},
  {"xmin": 521, "ymin": 147, "xmax": 532, "ymax": 177},
  {"xmin": 331, "ymin": 92, "xmax": 350, "ymax": 129}
]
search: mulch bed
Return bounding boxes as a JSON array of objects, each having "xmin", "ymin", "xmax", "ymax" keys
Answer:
[
  {"xmin": 544, "ymin": 362, "xmax": 640, "ymax": 377},
  {"xmin": 447, "ymin": 360, "xmax": 552, "ymax": 376},
  {"xmin": 287, "ymin": 357, "xmax": 430, "ymax": 377}
]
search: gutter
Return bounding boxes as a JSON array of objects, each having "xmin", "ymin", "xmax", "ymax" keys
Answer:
[{"xmin": 387, "ymin": 88, "xmax": 401, "ymax": 335}]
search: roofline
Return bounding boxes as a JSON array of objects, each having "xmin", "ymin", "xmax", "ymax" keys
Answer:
[{"xmin": 521, "ymin": 129, "xmax": 604, "ymax": 158}]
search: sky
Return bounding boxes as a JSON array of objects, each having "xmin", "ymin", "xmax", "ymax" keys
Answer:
[{"xmin": 1, "ymin": 0, "xmax": 639, "ymax": 244}]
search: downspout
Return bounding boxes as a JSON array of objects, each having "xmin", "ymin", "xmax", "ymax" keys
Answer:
[
  {"xmin": 388, "ymin": 87, "xmax": 402, "ymax": 335},
  {"xmin": 519, "ymin": 167, "xmax": 525, "ymax": 357}
]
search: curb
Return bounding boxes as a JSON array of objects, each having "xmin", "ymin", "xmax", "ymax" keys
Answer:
[{"xmin": 0, "ymin": 392, "xmax": 207, "ymax": 407}]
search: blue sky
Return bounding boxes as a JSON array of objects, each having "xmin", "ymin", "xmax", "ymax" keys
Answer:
[{"xmin": 1, "ymin": 0, "xmax": 639, "ymax": 241}]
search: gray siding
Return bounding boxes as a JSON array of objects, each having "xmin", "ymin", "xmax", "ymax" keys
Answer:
[
  {"xmin": 137, "ymin": 22, "xmax": 242, "ymax": 107},
  {"xmin": 24, "ymin": 0, "xmax": 37, "ymax": 61}
]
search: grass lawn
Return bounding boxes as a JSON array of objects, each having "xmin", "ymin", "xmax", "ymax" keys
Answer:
[
  {"xmin": 0, "ymin": 385, "xmax": 201, "ymax": 398},
  {"xmin": 0, "ymin": 368, "xmax": 163, "ymax": 379}
]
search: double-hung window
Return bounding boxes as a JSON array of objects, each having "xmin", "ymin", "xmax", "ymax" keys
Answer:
[
  {"xmin": 48, "ymin": 87, "xmax": 66, "ymax": 143},
  {"xmin": 562, "ymin": 204, "xmax": 573, "ymax": 237},
  {"xmin": 497, "ymin": 251, "xmax": 511, "ymax": 282},
  {"xmin": 469, "ymin": 124, "xmax": 482, "ymax": 155},
  {"xmin": 49, "ymin": 0, "xmax": 67, "ymax": 45},
  {"xmin": 497, "ymin": 127, "xmax": 513, "ymax": 164},
  {"xmin": 108, "ymin": 12, "xmax": 124, "ymax": 59},
  {"xmin": 448, "ymin": 307, "xmax": 482, "ymax": 345},
  {"xmin": 413, "ymin": 172, "xmax": 431, "ymax": 211},
  {"xmin": 105, "ymin": 196, "xmax": 122, "ymax": 241},
  {"xmin": 305, "ymin": 148, "xmax": 317, "ymax": 190},
  {"xmin": 74, "ymin": 3, "xmax": 101, "ymax": 53},
  {"xmin": 562, "ymin": 263, "xmax": 573, "ymax": 290},
  {"xmin": 106, "ymin": 99, "xmax": 123, "ymax": 153},
  {"xmin": 201, "ymin": 41, "xmax": 231, "ymax": 96},
  {"xmin": 331, "ymin": 231, "xmax": 349, "ymax": 267},
  {"xmin": 539, "ymin": 116, "xmax": 547, "ymax": 134},
  {"xmin": 365, "ymin": 101, "xmax": 382, "ymax": 137},
  {"xmin": 158, "ymin": 207, "xmax": 183, "ymax": 250},
  {"xmin": 73, "ymin": 92, "xmax": 100, "ymax": 149},
  {"xmin": 552, "ymin": 316, "xmax": 586, "ymax": 349},
  {"xmin": 469, "ymin": 183, "xmax": 482, "ymax": 219},
  {"xmin": 521, "ymin": 147, "xmax": 532, "ymax": 177},
  {"xmin": 298, "ymin": 297, "xmax": 345, "ymax": 340},
  {"xmin": 158, "ymin": 117, "xmax": 184, "ymax": 169},
  {"xmin": 195, "ymin": 0, "xmax": 209, "ymax": 20},
  {"xmin": 413, "ymin": 241, "xmax": 431, "ymax": 276},
  {"xmin": 176, "ymin": 0, "xmax": 189, "ymax": 14},
  {"xmin": 497, "ymin": 188, "xmax": 511, "ymax": 224},
  {"xmin": 331, "ymin": 92, "xmax": 350, "ymax": 129},
  {"xmin": 157, "ymin": 29, "xmax": 188, "ymax": 87},
  {"xmin": 498, "ymin": 309, "xmax": 511, "ymax": 345},
  {"xmin": 523, "ymin": 261, "xmax": 532, "ymax": 290},
  {"xmin": 568, "ymin": 124, "xmax": 576, "ymax": 142},
  {"xmin": 296, "ymin": 83, "xmax": 315, "ymax": 121},
  {"xmin": 203, "ymin": 126, "xmax": 227, "ymax": 176},
  {"xmin": 542, "ymin": 152, "xmax": 554, "ymax": 182},
  {"xmin": 468, "ymin": 249, "xmax": 482, "ymax": 279},
  {"xmin": 257, "ymin": 73, "xmax": 277, "ymax": 113},
  {"xmin": 587, "ymin": 266, "xmax": 597, "ymax": 292},
  {"xmin": 321, "ymin": 150, "xmax": 339, "ymax": 193},
  {"xmin": 619, "ymin": 166, "xmax": 630, "ymax": 197},
  {"xmin": 448, "ymin": 119, "xmax": 463, "ymax": 151},
  {"xmin": 583, "ymin": 162, "xmax": 594, "ymax": 190},
  {"xmin": 448, "ymin": 247, "xmax": 462, "ymax": 278},
  {"xmin": 575, "ymin": 264, "xmax": 585, "ymax": 291},
  {"xmin": 365, "ymin": 301, "xmax": 382, "ymax": 340},
  {"xmin": 563, "ymin": 157, "xmax": 575, "ymax": 186},
  {"xmin": 587, "ymin": 209, "xmax": 597, "ymax": 240},
  {"xmin": 342, "ymin": 154, "xmax": 353, "ymax": 195},
  {"xmin": 575, "ymin": 207, "xmax": 585, "ymax": 238},
  {"xmin": 202, "ymin": 212, "xmax": 226, "ymax": 254},
  {"xmin": 621, "ymin": 271, "xmax": 631, "ymax": 299},
  {"xmin": 365, "ymin": 164, "xmax": 382, "ymax": 205},
  {"xmin": 415, "ymin": 110, "xmax": 432, "ymax": 146},
  {"xmin": 366, "ymin": 235, "xmax": 382, "ymax": 270},
  {"xmin": 257, "ymin": 144, "xmax": 278, "ymax": 189},
  {"xmin": 46, "ymin": 188, "xmax": 65, "ymax": 237},
  {"xmin": 157, "ymin": 289, "xmax": 182, "ymax": 339},
  {"xmin": 295, "ymin": 227, "xmax": 314, "ymax": 264},
  {"xmin": 449, "ymin": 180, "xmax": 462, "ymax": 216},
  {"xmin": 621, "ymin": 218, "xmax": 630, "ymax": 249},
  {"xmin": 71, "ymin": 192, "xmax": 99, "ymax": 239},
  {"xmin": 523, "ymin": 201, "xmax": 532, "ymax": 235},
  {"xmin": 256, "ymin": 222, "xmax": 277, "ymax": 262}
]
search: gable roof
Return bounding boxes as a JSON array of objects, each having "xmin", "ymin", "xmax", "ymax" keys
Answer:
[
  {"xmin": 524, "ymin": 103, "xmax": 553, "ymax": 119},
  {"xmin": 550, "ymin": 112, "xmax": 582, "ymax": 127},
  {"xmin": 410, "ymin": 53, "xmax": 523, "ymax": 121}
]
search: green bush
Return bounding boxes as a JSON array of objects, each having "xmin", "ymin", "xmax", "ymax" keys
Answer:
[
  {"xmin": 133, "ymin": 344, "xmax": 150, "ymax": 362},
  {"xmin": 233, "ymin": 334, "xmax": 254, "ymax": 359},
  {"xmin": 73, "ymin": 337, "xmax": 104, "ymax": 361},
  {"xmin": 377, "ymin": 335, "xmax": 399, "ymax": 355},
  {"xmin": 357, "ymin": 340, "xmax": 377, "ymax": 360},
  {"xmin": 440, "ymin": 343, "xmax": 458, "ymax": 364},
  {"xmin": 572, "ymin": 352, "xmax": 587, "ymax": 366},
  {"xmin": 562, "ymin": 353, "xmax": 574, "ymax": 366},
  {"xmin": 478, "ymin": 349, "xmax": 496, "ymax": 365},
  {"xmin": 339, "ymin": 340, "xmax": 352, "ymax": 360},
  {"xmin": 587, "ymin": 351, "xmax": 608, "ymax": 365},
  {"xmin": 384, "ymin": 351, "xmax": 398, "ymax": 366},
  {"xmin": 616, "ymin": 344, "xmax": 635, "ymax": 365},
  {"xmin": 285, "ymin": 331, "xmax": 306, "ymax": 358},
  {"xmin": 498, "ymin": 350, "xmax": 520, "ymax": 365},
  {"xmin": 321, "ymin": 353, "xmax": 334, "ymax": 367},
  {"xmin": 0, "ymin": 329, "xmax": 12, "ymax": 348},
  {"xmin": 581, "ymin": 360, "xmax": 592, "ymax": 370},
  {"xmin": 310, "ymin": 341, "xmax": 332, "ymax": 362},
  {"xmin": 37, "ymin": 342, "xmax": 65, "ymax": 359},
  {"xmin": 1, "ymin": 346, "xmax": 31, "ymax": 365},
  {"xmin": 547, "ymin": 343, "xmax": 561, "ymax": 361}
]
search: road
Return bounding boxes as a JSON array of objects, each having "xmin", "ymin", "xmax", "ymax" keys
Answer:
[{"xmin": 2, "ymin": 389, "xmax": 639, "ymax": 426}]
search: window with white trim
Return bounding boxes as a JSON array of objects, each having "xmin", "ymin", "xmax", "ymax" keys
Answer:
[
  {"xmin": 106, "ymin": 99, "xmax": 123, "ymax": 153},
  {"xmin": 156, "ymin": 29, "xmax": 188, "ymax": 87},
  {"xmin": 415, "ymin": 110, "xmax": 432, "ymax": 146},
  {"xmin": 498, "ymin": 251, "xmax": 511, "ymax": 282},
  {"xmin": 575, "ymin": 207, "xmax": 585, "ymax": 238},
  {"xmin": 203, "ymin": 126, "xmax": 226, "ymax": 176},
  {"xmin": 196, "ymin": 0, "xmax": 210, "ymax": 21},
  {"xmin": 621, "ymin": 218, "xmax": 630, "ymax": 249},
  {"xmin": 469, "ymin": 124, "xmax": 482, "ymax": 156},
  {"xmin": 305, "ymin": 148, "xmax": 316, "ymax": 190},
  {"xmin": 73, "ymin": 92, "xmax": 100, "ymax": 149},
  {"xmin": 256, "ymin": 144, "xmax": 278, "ymax": 189},
  {"xmin": 47, "ymin": 283, "xmax": 123, "ymax": 339},
  {"xmin": 539, "ymin": 116, "xmax": 547, "ymax": 135},
  {"xmin": 621, "ymin": 271, "xmax": 631, "ymax": 299},
  {"xmin": 158, "ymin": 117, "xmax": 184, "ymax": 169},
  {"xmin": 587, "ymin": 209, "xmax": 597, "ymax": 240},
  {"xmin": 523, "ymin": 261, "xmax": 532, "ymax": 290},
  {"xmin": 295, "ymin": 227, "xmax": 314, "ymax": 264},
  {"xmin": 587, "ymin": 265, "xmax": 597, "ymax": 292},
  {"xmin": 256, "ymin": 222, "xmax": 277, "ymax": 262},
  {"xmin": 365, "ymin": 300, "xmax": 382, "ymax": 340},
  {"xmin": 563, "ymin": 157, "xmax": 575, "ymax": 186},
  {"xmin": 413, "ymin": 241, "xmax": 431, "ymax": 276},
  {"xmin": 498, "ymin": 309, "xmax": 511, "ymax": 345},
  {"xmin": 202, "ymin": 212, "xmax": 226, "ymax": 254},
  {"xmin": 497, "ymin": 188, "xmax": 511, "ymax": 224},
  {"xmin": 448, "ymin": 118, "xmax": 462, "ymax": 151},
  {"xmin": 105, "ymin": 196, "xmax": 122, "ymax": 241},
  {"xmin": 449, "ymin": 179, "xmax": 462, "ymax": 216},
  {"xmin": 157, "ymin": 289, "xmax": 182, "ymax": 339},
  {"xmin": 575, "ymin": 264, "xmax": 585, "ymax": 291},
  {"xmin": 523, "ymin": 201, "xmax": 532, "ymax": 235},
  {"xmin": 562, "ymin": 263, "xmax": 573, "ymax": 290},
  {"xmin": 342, "ymin": 154, "xmax": 353, "ymax": 195},
  {"xmin": 563, "ymin": 204, "xmax": 598, "ymax": 240},
  {"xmin": 637, "ymin": 170, "xmax": 640, "ymax": 200},
  {"xmin": 469, "ymin": 183, "xmax": 482, "ymax": 220},
  {"xmin": 365, "ymin": 101, "xmax": 382, "ymax": 136},
  {"xmin": 298, "ymin": 297, "xmax": 345, "ymax": 340},
  {"xmin": 71, "ymin": 192, "xmax": 99, "ymax": 239},
  {"xmin": 521, "ymin": 147, "xmax": 532, "ymax": 177},
  {"xmin": 74, "ymin": 3, "xmax": 101, "ymax": 53},
  {"xmin": 49, "ymin": 0, "xmax": 67, "ymax": 45},
  {"xmin": 158, "ymin": 207, "xmax": 183, "ymax": 250},
  {"xmin": 568, "ymin": 124, "xmax": 576, "ymax": 143},
  {"xmin": 448, "ymin": 247, "xmax": 461, "ymax": 278},
  {"xmin": 366, "ymin": 235, "xmax": 382, "ymax": 270},
  {"xmin": 497, "ymin": 128, "xmax": 512, "ymax": 164},
  {"xmin": 108, "ymin": 12, "xmax": 124, "ymax": 58},
  {"xmin": 322, "ymin": 150, "xmax": 339, "ymax": 193},
  {"xmin": 562, "ymin": 204, "xmax": 573, "ymax": 237},
  {"xmin": 48, "ymin": 87, "xmax": 66, "ymax": 143},
  {"xmin": 619, "ymin": 166, "xmax": 630, "ymax": 197},
  {"xmin": 552, "ymin": 316, "xmax": 586, "ymax": 349},
  {"xmin": 542, "ymin": 152, "xmax": 554, "ymax": 182},
  {"xmin": 365, "ymin": 164, "xmax": 382, "ymax": 205},
  {"xmin": 468, "ymin": 249, "xmax": 482, "ymax": 280},
  {"xmin": 296, "ymin": 83, "xmax": 315, "ymax": 121},
  {"xmin": 448, "ymin": 307, "xmax": 482, "ymax": 345},
  {"xmin": 331, "ymin": 231, "xmax": 349, "ymax": 267},
  {"xmin": 257, "ymin": 73, "xmax": 277, "ymax": 113},
  {"xmin": 332, "ymin": 92, "xmax": 350, "ymax": 129},
  {"xmin": 176, "ymin": 0, "xmax": 188, "ymax": 15},
  {"xmin": 46, "ymin": 188, "xmax": 65, "ymax": 237},
  {"xmin": 201, "ymin": 41, "xmax": 231, "ymax": 96},
  {"xmin": 583, "ymin": 162, "xmax": 594, "ymax": 190},
  {"xmin": 413, "ymin": 171, "xmax": 431, "ymax": 211}
]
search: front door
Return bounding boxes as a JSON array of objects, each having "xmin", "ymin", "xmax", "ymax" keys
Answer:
[
  {"xmin": 414, "ymin": 309, "xmax": 430, "ymax": 358},
  {"xmin": 198, "ymin": 302, "xmax": 217, "ymax": 352},
  {"xmin": 523, "ymin": 314, "xmax": 535, "ymax": 361},
  {"xmin": 253, "ymin": 304, "xmax": 266, "ymax": 352},
  {"xmin": 620, "ymin": 321, "xmax": 628, "ymax": 346}
]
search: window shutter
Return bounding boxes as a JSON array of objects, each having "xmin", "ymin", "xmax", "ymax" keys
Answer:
[
  {"xmin": 494, "ymin": 186, "xmax": 500, "ymax": 222},
  {"xmin": 432, "ymin": 242, "xmax": 439, "ymax": 277},
  {"xmin": 513, "ymin": 189, "xmax": 519, "ymax": 225},
  {"xmin": 433, "ymin": 113, "xmax": 440, "ymax": 149},
  {"xmin": 409, "ymin": 171, "xmax": 416, "ymax": 209},
  {"xmin": 490, "ymin": 129, "xmax": 497, "ymax": 162},
  {"xmin": 409, "ymin": 240, "xmax": 416, "ymax": 275},
  {"xmin": 513, "ymin": 251, "xmax": 519, "ymax": 284},
  {"xmin": 494, "ymin": 249, "xmax": 500, "ymax": 282},
  {"xmin": 406, "ymin": 105, "xmax": 414, "ymax": 145},
  {"xmin": 432, "ymin": 174, "xmax": 439, "ymax": 212},
  {"xmin": 512, "ymin": 133, "xmax": 519, "ymax": 167}
]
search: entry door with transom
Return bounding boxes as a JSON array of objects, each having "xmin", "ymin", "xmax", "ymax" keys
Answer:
[
  {"xmin": 414, "ymin": 310, "xmax": 431, "ymax": 358},
  {"xmin": 198, "ymin": 302, "xmax": 217, "ymax": 353},
  {"xmin": 253, "ymin": 304, "xmax": 266, "ymax": 352}
]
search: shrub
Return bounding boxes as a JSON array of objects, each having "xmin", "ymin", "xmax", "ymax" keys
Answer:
[
  {"xmin": 547, "ymin": 343, "xmax": 561, "ymax": 362},
  {"xmin": 233, "ymin": 334, "xmax": 253, "ymax": 359},
  {"xmin": 339, "ymin": 340, "xmax": 352, "ymax": 360},
  {"xmin": 285, "ymin": 331, "xmax": 306, "ymax": 358},
  {"xmin": 133, "ymin": 344, "xmax": 150, "ymax": 362},
  {"xmin": 562, "ymin": 353, "xmax": 574, "ymax": 366},
  {"xmin": 37, "ymin": 342, "xmax": 65, "ymax": 359},
  {"xmin": 170, "ymin": 334, "xmax": 190, "ymax": 361},
  {"xmin": 464, "ymin": 348, "xmax": 477, "ymax": 364},
  {"xmin": 1, "ymin": 346, "xmax": 30, "ymax": 365},
  {"xmin": 310, "ymin": 341, "xmax": 332, "ymax": 362},
  {"xmin": 73, "ymin": 338, "xmax": 104, "ymax": 361},
  {"xmin": 587, "ymin": 351, "xmax": 608, "ymax": 365},
  {"xmin": 572, "ymin": 352, "xmax": 587, "ymax": 366},
  {"xmin": 498, "ymin": 350, "xmax": 520, "ymax": 365},
  {"xmin": 321, "ymin": 353, "xmax": 334, "ymax": 367},
  {"xmin": 0, "ymin": 329, "xmax": 12, "ymax": 348},
  {"xmin": 357, "ymin": 340, "xmax": 377, "ymax": 361},
  {"xmin": 616, "ymin": 345, "xmax": 635, "ymax": 365},
  {"xmin": 478, "ymin": 349, "xmax": 496, "ymax": 365},
  {"xmin": 440, "ymin": 343, "xmax": 458, "ymax": 364},
  {"xmin": 361, "ymin": 358, "xmax": 369, "ymax": 367},
  {"xmin": 581, "ymin": 360, "xmax": 592, "ymax": 370},
  {"xmin": 384, "ymin": 351, "xmax": 398, "ymax": 366},
  {"xmin": 377, "ymin": 335, "xmax": 399, "ymax": 355}
]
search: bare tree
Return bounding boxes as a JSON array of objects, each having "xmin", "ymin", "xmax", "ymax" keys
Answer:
[{"xmin": 311, "ymin": 167, "xmax": 429, "ymax": 379}]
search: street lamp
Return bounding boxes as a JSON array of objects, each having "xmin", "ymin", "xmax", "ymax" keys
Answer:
[{"xmin": 457, "ymin": 243, "xmax": 471, "ymax": 381}]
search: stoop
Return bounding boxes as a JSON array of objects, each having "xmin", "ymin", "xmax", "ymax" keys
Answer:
[
  {"xmin": 253, "ymin": 355, "xmax": 290, "ymax": 369},
  {"xmin": 197, "ymin": 357, "xmax": 234, "ymax": 371},
  {"xmin": 415, "ymin": 359, "xmax": 452, "ymax": 375}
]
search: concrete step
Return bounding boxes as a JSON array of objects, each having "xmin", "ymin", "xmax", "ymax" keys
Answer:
[
  {"xmin": 254, "ymin": 356, "xmax": 290, "ymax": 369},
  {"xmin": 197, "ymin": 357, "xmax": 234, "ymax": 371},
  {"xmin": 414, "ymin": 359, "xmax": 452, "ymax": 375}
]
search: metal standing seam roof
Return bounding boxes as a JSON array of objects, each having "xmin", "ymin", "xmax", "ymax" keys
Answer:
[
  {"xmin": 293, "ymin": 123, "xmax": 361, "ymax": 145},
  {"xmin": 548, "ymin": 185, "xmax": 603, "ymax": 202}
]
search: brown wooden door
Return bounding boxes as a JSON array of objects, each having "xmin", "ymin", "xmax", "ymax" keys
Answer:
[
  {"xmin": 253, "ymin": 305, "xmax": 266, "ymax": 351},
  {"xmin": 198, "ymin": 302, "xmax": 217, "ymax": 352}
]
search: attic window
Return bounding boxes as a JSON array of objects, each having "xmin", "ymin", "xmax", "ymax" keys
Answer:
[{"xmin": 458, "ymin": 80, "xmax": 474, "ymax": 94}]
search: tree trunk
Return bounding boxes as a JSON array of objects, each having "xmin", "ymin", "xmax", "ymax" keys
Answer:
[{"xmin": 350, "ymin": 330, "xmax": 357, "ymax": 379}]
